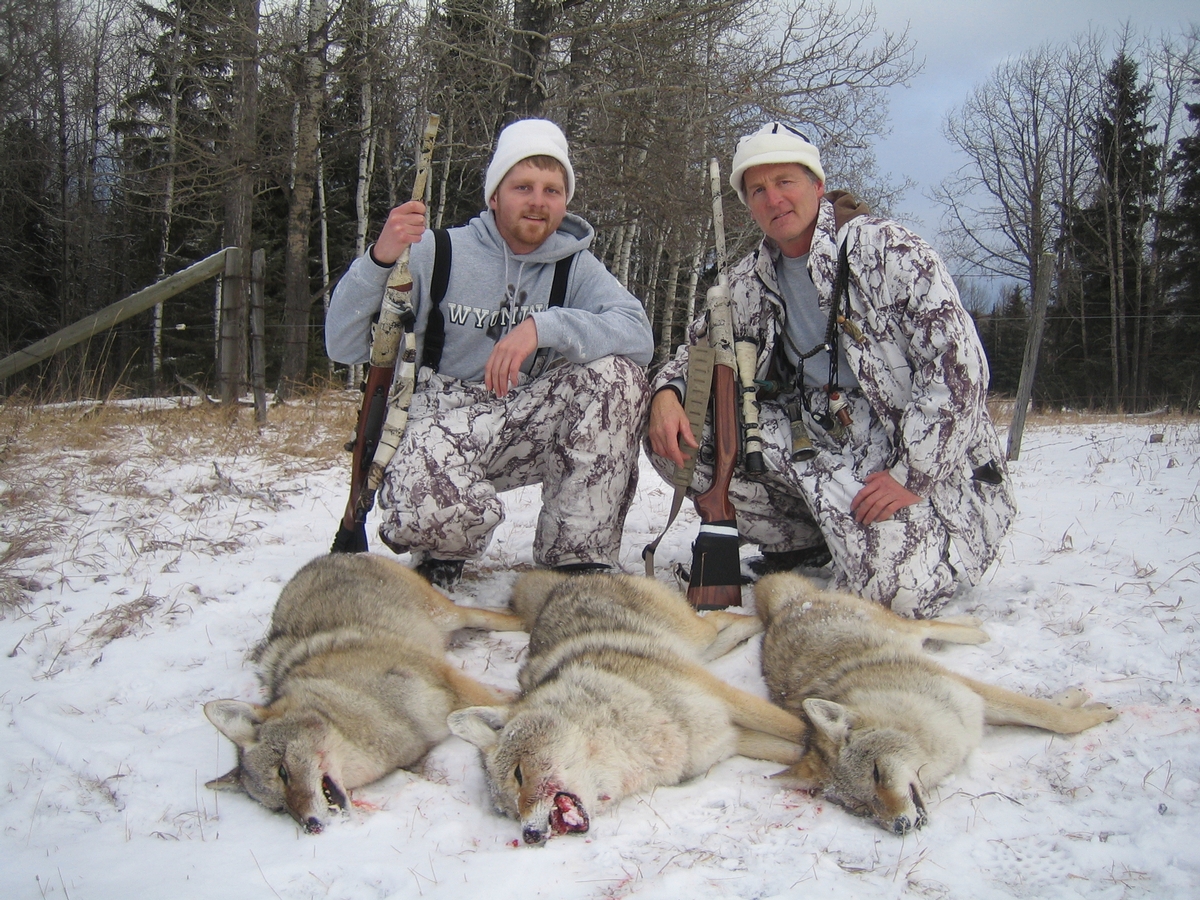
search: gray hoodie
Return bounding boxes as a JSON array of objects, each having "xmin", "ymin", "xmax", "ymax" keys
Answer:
[{"xmin": 325, "ymin": 210, "xmax": 653, "ymax": 383}]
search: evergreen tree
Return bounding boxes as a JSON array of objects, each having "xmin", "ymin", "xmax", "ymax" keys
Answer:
[
  {"xmin": 1158, "ymin": 97, "xmax": 1200, "ymax": 410},
  {"xmin": 976, "ymin": 286, "xmax": 1028, "ymax": 399},
  {"xmin": 1053, "ymin": 53, "xmax": 1160, "ymax": 410}
]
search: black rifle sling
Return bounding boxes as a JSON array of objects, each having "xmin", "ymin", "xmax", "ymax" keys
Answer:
[{"xmin": 420, "ymin": 228, "xmax": 574, "ymax": 373}]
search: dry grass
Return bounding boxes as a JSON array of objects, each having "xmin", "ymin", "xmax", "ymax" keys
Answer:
[
  {"xmin": 0, "ymin": 388, "xmax": 359, "ymax": 617},
  {"xmin": 1, "ymin": 388, "xmax": 357, "ymax": 470},
  {"xmin": 83, "ymin": 592, "xmax": 192, "ymax": 651},
  {"xmin": 989, "ymin": 398, "xmax": 1199, "ymax": 429},
  {"xmin": 0, "ymin": 531, "xmax": 49, "ymax": 613}
]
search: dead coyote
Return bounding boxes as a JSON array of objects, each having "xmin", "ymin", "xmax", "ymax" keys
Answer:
[
  {"xmin": 448, "ymin": 571, "xmax": 805, "ymax": 844},
  {"xmin": 204, "ymin": 553, "xmax": 522, "ymax": 833},
  {"xmin": 756, "ymin": 573, "xmax": 1119, "ymax": 834}
]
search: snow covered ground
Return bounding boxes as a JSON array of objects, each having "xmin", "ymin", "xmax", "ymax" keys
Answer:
[{"xmin": 1, "ymin": 397, "xmax": 1196, "ymax": 899}]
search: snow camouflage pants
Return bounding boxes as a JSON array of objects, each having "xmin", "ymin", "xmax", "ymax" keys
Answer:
[
  {"xmin": 647, "ymin": 388, "xmax": 956, "ymax": 618},
  {"xmin": 378, "ymin": 355, "xmax": 650, "ymax": 569}
]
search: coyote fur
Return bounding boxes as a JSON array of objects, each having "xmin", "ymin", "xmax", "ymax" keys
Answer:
[
  {"xmin": 204, "ymin": 553, "xmax": 523, "ymax": 833},
  {"xmin": 756, "ymin": 573, "xmax": 1119, "ymax": 834},
  {"xmin": 447, "ymin": 571, "xmax": 805, "ymax": 845}
]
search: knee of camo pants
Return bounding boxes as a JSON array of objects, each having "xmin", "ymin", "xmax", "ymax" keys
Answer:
[
  {"xmin": 642, "ymin": 400, "xmax": 822, "ymax": 554},
  {"xmin": 533, "ymin": 356, "xmax": 650, "ymax": 567},
  {"xmin": 377, "ymin": 477, "xmax": 504, "ymax": 562},
  {"xmin": 374, "ymin": 379, "xmax": 507, "ymax": 561},
  {"xmin": 543, "ymin": 355, "xmax": 649, "ymax": 452},
  {"xmin": 828, "ymin": 501, "xmax": 957, "ymax": 617}
]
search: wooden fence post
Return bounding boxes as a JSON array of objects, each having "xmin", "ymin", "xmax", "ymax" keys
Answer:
[
  {"xmin": 218, "ymin": 247, "xmax": 247, "ymax": 406},
  {"xmin": 1007, "ymin": 251, "xmax": 1055, "ymax": 461},
  {"xmin": 250, "ymin": 249, "xmax": 268, "ymax": 424}
]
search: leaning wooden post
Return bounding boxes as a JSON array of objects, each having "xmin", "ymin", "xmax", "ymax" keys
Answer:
[
  {"xmin": 250, "ymin": 248, "xmax": 268, "ymax": 424},
  {"xmin": 1007, "ymin": 251, "xmax": 1055, "ymax": 461},
  {"xmin": 0, "ymin": 249, "xmax": 231, "ymax": 382}
]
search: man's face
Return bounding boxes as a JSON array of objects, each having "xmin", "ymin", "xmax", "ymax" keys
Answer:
[
  {"xmin": 743, "ymin": 163, "xmax": 825, "ymax": 258},
  {"xmin": 489, "ymin": 159, "xmax": 568, "ymax": 254}
]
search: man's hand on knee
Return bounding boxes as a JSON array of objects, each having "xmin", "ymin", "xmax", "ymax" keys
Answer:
[
  {"xmin": 851, "ymin": 470, "xmax": 922, "ymax": 525},
  {"xmin": 485, "ymin": 318, "xmax": 538, "ymax": 397},
  {"xmin": 648, "ymin": 388, "xmax": 697, "ymax": 469}
]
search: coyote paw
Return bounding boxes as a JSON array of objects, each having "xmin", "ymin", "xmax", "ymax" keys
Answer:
[
  {"xmin": 1051, "ymin": 688, "xmax": 1118, "ymax": 730},
  {"xmin": 1079, "ymin": 701, "xmax": 1119, "ymax": 725},
  {"xmin": 1051, "ymin": 687, "xmax": 1090, "ymax": 708}
]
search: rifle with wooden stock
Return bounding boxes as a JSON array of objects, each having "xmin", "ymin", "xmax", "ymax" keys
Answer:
[
  {"xmin": 332, "ymin": 114, "xmax": 440, "ymax": 554},
  {"xmin": 686, "ymin": 158, "xmax": 744, "ymax": 610}
]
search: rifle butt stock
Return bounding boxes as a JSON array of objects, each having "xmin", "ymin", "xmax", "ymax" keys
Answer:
[
  {"xmin": 333, "ymin": 363, "xmax": 395, "ymax": 553},
  {"xmin": 687, "ymin": 364, "xmax": 743, "ymax": 609}
]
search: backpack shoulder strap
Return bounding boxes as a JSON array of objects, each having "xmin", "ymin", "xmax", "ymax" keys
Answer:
[
  {"xmin": 419, "ymin": 228, "xmax": 452, "ymax": 372},
  {"xmin": 524, "ymin": 252, "xmax": 578, "ymax": 379},
  {"xmin": 549, "ymin": 252, "xmax": 574, "ymax": 307}
]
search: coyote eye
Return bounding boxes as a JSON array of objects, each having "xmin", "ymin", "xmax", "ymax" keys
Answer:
[
  {"xmin": 872, "ymin": 763, "xmax": 881, "ymax": 785},
  {"xmin": 514, "ymin": 765, "xmax": 523, "ymax": 787},
  {"xmin": 278, "ymin": 765, "xmax": 289, "ymax": 785}
]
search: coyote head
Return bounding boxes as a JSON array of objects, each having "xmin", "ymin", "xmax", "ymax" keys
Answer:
[
  {"xmin": 448, "ymin": 706, "xmax": 597, "ymax": 845},
  {"xmin": 799, "ymin": 698, "xmax": 930, "ymax": 835},
  {"xmin": 204, "ymin": 700, "xmax": 349, "ymax": 834}
]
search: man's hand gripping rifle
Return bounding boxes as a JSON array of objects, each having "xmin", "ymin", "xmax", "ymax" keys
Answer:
[{"xmin": 332, "ymin": 114, "xmax": 440, "ymax": 554}]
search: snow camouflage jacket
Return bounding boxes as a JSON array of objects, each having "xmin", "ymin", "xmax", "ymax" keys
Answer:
[{"xmin": 654, "ymin": 193, "xmax": 1018, "ymax": 581}]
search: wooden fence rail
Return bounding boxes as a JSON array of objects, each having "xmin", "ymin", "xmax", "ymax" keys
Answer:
[{"xmin": 0, "ymin": 248, "xmax": 234, "ymax": 382}]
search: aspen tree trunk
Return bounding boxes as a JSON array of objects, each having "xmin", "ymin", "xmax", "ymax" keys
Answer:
[
  {"xmin": 355, "ymin": 78, "xmax": 375, "ymax": 256},
  {"xmin": 658, "ymin": 252, "xmax": 682, "ymax": 362},
  {"xmin": 685, "ymin": 225, "xmax": 708, "ymax": 325},
  {"xmin": 644, "ymin": 227, "xmax": 668, "ymax": 329},
  {"xmin": 616, "ymin": 220, "xmax": 639, "ymax": 290},
  {"xmin": 217, "ymin": 0, "xmax": 259, "ymax": 407},
  {"xmin": 152, "ymin": 29, "xmax": 181, "ymax": 392},
  {"xmin": 278, "ymin": 0, "xmax": 328, "ymax": 398},
  {"xmin": 435, "ymin": 117, "xmax": 453, "ymax": 229},
  {"xmin": 317, "ymin": 141, "xmax": 332, "ymax": 380}
]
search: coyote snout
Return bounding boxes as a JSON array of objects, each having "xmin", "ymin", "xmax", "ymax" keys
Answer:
[
  {"xmin": 446, "ymin": 705, "xmax": 599, "ymax": 845},
  {"xmin": 521, "ymin": 791, "xmax": 590, "ymax": 845},
  {"xmin": 804, "ymin": 706, "xmax": 932, "ymax": 834}
]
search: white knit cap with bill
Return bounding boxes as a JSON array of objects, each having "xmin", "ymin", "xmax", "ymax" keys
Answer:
[
  {"xmin": 729, "ymin": 122, "xmax": 825, "ymax": 204},
  {"xmin": 483, "ymin": 119, "xmax": 575, "ymax": 204}
]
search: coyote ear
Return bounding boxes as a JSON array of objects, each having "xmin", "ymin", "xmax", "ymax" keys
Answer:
[
  {"xmin": 205, "ymin": 766, "xmax": 247, "ymax": 793},
  {"xmin": 803, "ymin": 698, "xmax": 853, "ymax": 744},
  {"xmin": 204, "ymin": 699, "xmax": 265, "ymax": 747},
  {"xmin": 447, "ymin": 706, "xmax": 511, "ymax": 750}
]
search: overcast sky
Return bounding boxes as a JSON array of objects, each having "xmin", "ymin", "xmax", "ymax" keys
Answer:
[{"xmin": 865, "ymin": 0, "xmax": 1197, "ymax": 245}]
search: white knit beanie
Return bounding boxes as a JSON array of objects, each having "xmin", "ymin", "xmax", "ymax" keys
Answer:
[
  {"xmin": 483, "ymin": 119, "xmax": 575, "ymax": 204},
  {"xmin": 729, "ymin": 122, "xmax": 825, "ymax": 204}
]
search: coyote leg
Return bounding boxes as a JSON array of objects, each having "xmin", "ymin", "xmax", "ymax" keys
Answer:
[
  {"xmin": 951, "ymin": 674, "xmax": 1118, "ymax": 733},
  {"xmin": 450, "ymin": 606, "xmax": 526, "ymax": 633},
  {"xmin": 688, "ymin": 665, "xmax": 806, "ymax": 742},
  {"xmin": 736, "ymin": 728, "xmax": 803, "ymax": 765},
  {"xmin": 698, "ymin": 610, "xmax": 764, "ymax": 661},
  {"xmin": 441, "ymin": 663, "xmax": 514, "ymax": 707}
]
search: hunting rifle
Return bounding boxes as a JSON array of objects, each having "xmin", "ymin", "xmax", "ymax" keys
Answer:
[
  {"xmin": 686, "ymin": 158, "xmax": 744, "ymax": 610},
  {"xmin": 332, "ymin": 114, "xmax": 440, "ymax": 554}
]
